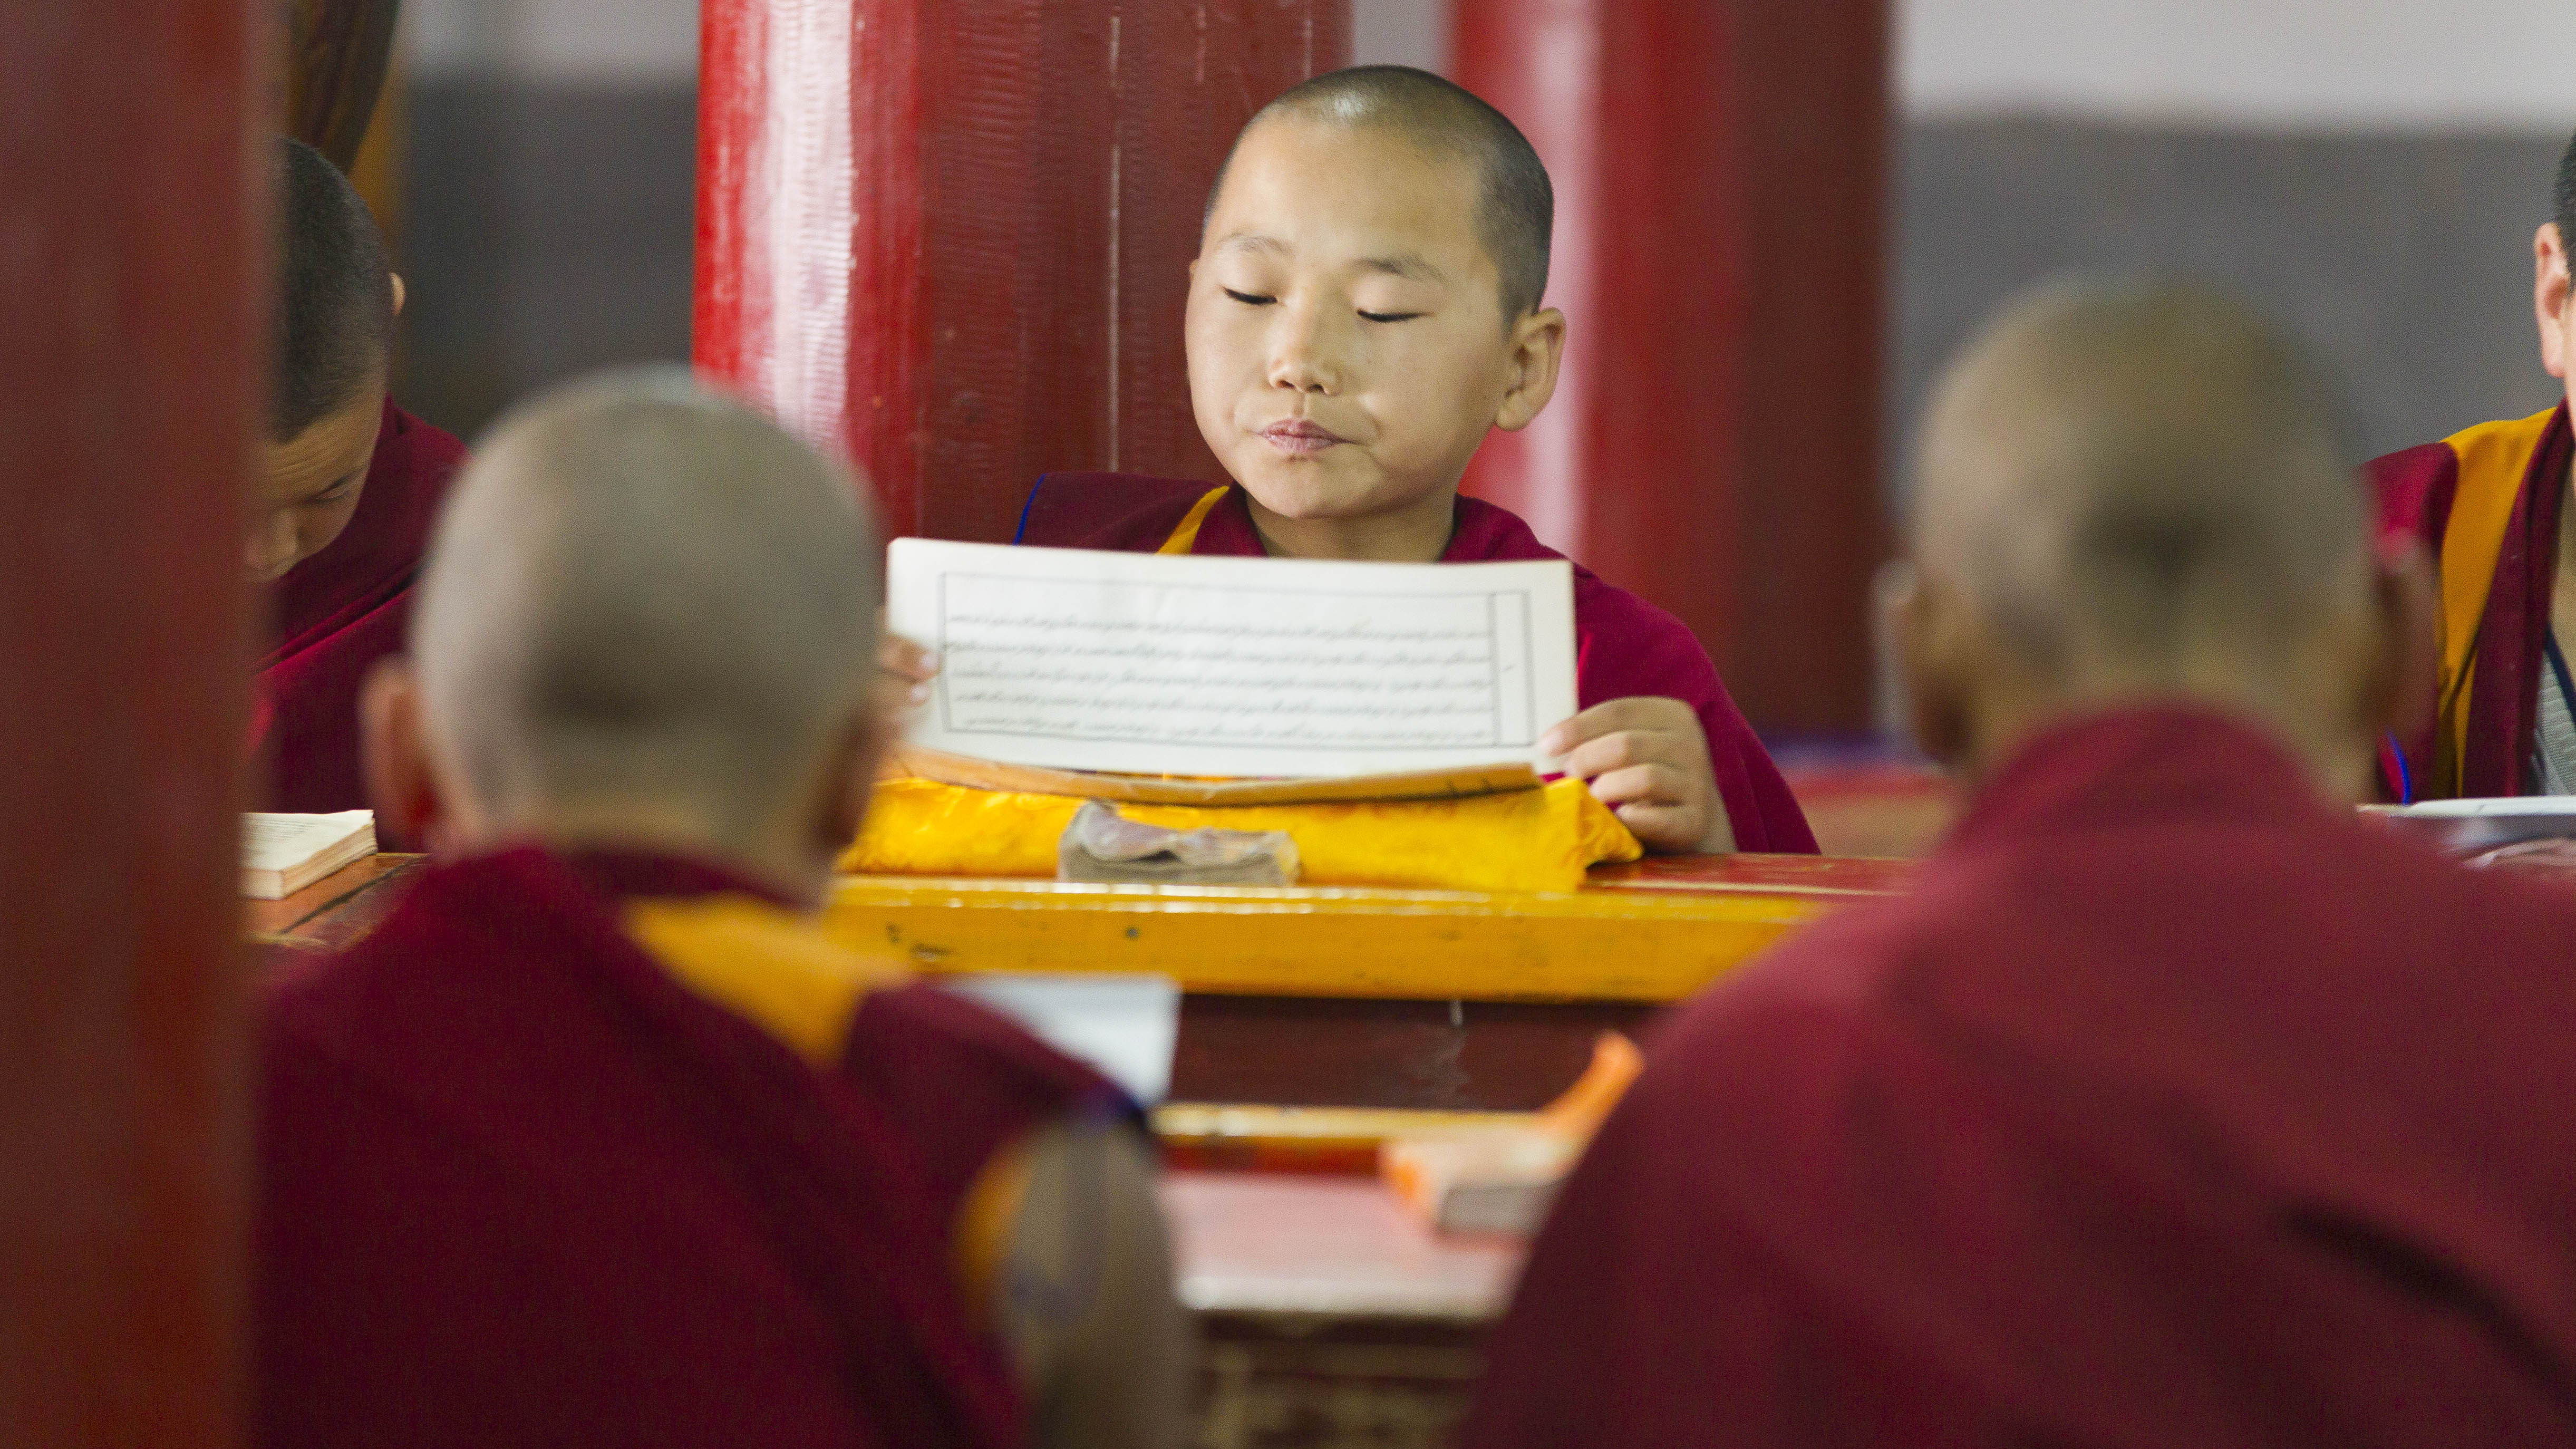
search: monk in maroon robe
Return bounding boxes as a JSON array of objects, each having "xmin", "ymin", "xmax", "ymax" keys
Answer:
[
  {"xmin": 928, "ymin": 69, "xmax": 1813, "ymax": 854},
  {"xmin": 259, "ymin": 373, "xmax": 1187, "ymax": 1449},
  {"xmin": 1466, "ymin": 285, "xmax": 2576, "ymax": 1447},
  {"xmin": 250, "ymin": 139, "xmax": 467, "ymax": 828},
  {"xmin": 2368, "ymin": 128, "xmax": 2576, "ymax": 801}
]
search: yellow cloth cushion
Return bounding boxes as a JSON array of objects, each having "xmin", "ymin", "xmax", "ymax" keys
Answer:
[{"xmin": 841, "ymin": 776, "xmax": 1641, "ymax": 893}]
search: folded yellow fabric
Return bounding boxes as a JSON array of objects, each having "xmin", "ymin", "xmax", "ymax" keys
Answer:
[{"xmin": 842, "ymin": 777, "xmax": 1641, "ymax": 893}]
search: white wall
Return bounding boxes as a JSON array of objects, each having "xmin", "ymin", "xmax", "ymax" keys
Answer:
[{"xmin": 1904, "ymin": 0, "xmax": 2576, "ymax": 128}]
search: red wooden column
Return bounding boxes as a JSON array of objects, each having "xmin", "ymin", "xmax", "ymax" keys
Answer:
[
  {"xmin": 0, "ymin": 2, "xmax": 258, "ymax": 1444},
  {"xmin": 1456, "ymin": 0, "xmax": 1890, "ymax": 733},
  {"xmin": 697, "ymin": 0, "xmax": 1351, "ymax": 541}
]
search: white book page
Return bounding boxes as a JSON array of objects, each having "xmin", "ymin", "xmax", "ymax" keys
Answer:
[
  {"xmin": 888, "ymin": 539, "xmax": 1578, "ymax": 777},
  {"xmin": 939, "ymin": 973, "xmax": 1179, "ymax": 1104},
  {"xmin": 243, "ymin": 810, "xmax": 375, "ymax": 872},
  {"xmin": 2386, "ymin": 797, "xmax": 2576, "ymax": 818}
]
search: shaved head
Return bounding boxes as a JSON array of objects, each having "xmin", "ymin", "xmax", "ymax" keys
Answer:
[
  {"xmin": 274, "ymin": 137, "xmax": 394, "ymax": 440},
  {"xmin": 1914, "ymin": 281, "xmax": 2365, "ymax": 684},
  {"xmin": 411, "ymin": 368, "xmax": 880, "ymax": 851},
  {"xmin": 1212, "ymin": 65, "xmax": 1553, "ymax": 323}
]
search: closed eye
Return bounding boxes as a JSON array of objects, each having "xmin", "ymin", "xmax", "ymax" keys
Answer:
[
  {"xmin": 1223, "ymin": 288, "xmax": 1276, "ymax": 306},
  {"xmin": 1358, "ymin": 310, "xmax": 1423, "ymax": 324},
  {"xmin": 302, "ymin": 471, "xmax": 364, "ymax": 507}
]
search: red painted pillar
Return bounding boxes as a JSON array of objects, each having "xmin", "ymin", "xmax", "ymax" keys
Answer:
[
  {"xmin": 1456, "ymin": 0, "xmax": 1889, "ymax": 733},
  {"xmin": 0, "ymin": 2, "xmax": 257, "ymax": 1444},
  {"xmin": 697, "ymin": 0, "xmax": 1351, "ymax": 542}
]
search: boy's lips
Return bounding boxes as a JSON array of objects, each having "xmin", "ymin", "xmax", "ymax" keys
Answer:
[{"xmin": 1258, "ymin": 418, "xmax": 1347, "ymax": 457}]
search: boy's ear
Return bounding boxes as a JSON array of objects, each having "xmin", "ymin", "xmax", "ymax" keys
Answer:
[
  {"xmin": 1494, "ymin": 306, "xmax": 1567, "ymax": 433},
  {"xmin": 2536, "ymin": 226, "xmax": 2571, "ymax": 381},
  {"xmin": 360, "ymin": 656, "xmax": 450, "ymax": 851},
  {"xmin": 391, "ymin": 274, "xmax": 407, "ymax": 318}
]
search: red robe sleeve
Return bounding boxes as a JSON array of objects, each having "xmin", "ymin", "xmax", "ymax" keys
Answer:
[{"xmin": 2365, "ymin": 442, "xmax": 2459, "ymax": 801}]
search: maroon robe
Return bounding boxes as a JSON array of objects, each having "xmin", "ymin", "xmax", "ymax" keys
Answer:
[
  {"xmin": 1465, "ymin": 707, "xmax": 2576, "ymax": 1448},
  {"xmin": 254, "ymin": 400, "xmax": 467, "ymax": 825},
  {"xmin": 2369, "ymin": 404, "xmax": 2571, "ymax": 800},
  {"xmin": 1016, "ymin": 474, "xmax": 1818, "ymax": 854},
  {"xmin": 258, "ymin": 845, "xmax": 1127, "ymax": 1448}
]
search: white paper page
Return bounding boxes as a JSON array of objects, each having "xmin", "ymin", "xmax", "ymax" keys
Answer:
[
  {"xmin": 938, "ymin": 973, "xmax": 1180, "ymax": 1104},
  {"xmin": 2386, "ymin": 797, "xmax": 2576, "ymax": 818},
  {"xmin": 243, "ymin": 810, "xmax": 375, "ymax": 871},
  {"xmin": 887, "ymin": 539, "xmax": 1578, "ymax": 777}
]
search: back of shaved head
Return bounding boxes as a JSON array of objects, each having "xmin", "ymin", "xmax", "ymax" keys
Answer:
[
  {"xmin": 413, "ymin": 368, "xmax": 879, "ymax": 843},
  {"xmin": 1913, "ymin": 281, "xmax": 2364, "ymax": 683}
]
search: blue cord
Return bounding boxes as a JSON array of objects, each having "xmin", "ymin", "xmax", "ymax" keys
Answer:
[
  {"xmin": 1010, "ymin": 474, "xmax": 1049, "ymax": 545},
  {"xmin": 2386, "ymin": 731, "xmax": 2413, "ymax": 805}
]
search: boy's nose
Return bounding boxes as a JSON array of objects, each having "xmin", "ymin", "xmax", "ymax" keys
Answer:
[
  {"xmin": 1266, "ymin": 329, "xmax": 1341, "ymax": 394},
  {"xmin": 247, "ymin": 507, "xmax": 298, "ymax": 580},
  {"xmin": 1264, "ymin": 297, "xmax": 1345, "ymax": 394}
]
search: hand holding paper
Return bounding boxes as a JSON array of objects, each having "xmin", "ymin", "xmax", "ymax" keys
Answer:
[{"xmin": 1542, "ymin": 699, "xmax": 1735, "ymax": 854}]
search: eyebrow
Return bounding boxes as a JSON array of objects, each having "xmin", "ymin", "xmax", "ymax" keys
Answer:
[
  {"xmin": 1215, "ymin": 233, "xmax": 1446, "ymax": 285},
  {"xmin": 1357, "ymin": 254, "xmax": 1445, "ymax": 284}
]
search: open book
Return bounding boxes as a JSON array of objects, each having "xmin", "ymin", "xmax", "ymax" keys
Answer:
[
  {"xmin": 243, "ymin": 810, "xmax": 376, "ymax": 900},
  {"xmin": 886, "ymin": 539, "xmax": 1578, "ymax": 781}
]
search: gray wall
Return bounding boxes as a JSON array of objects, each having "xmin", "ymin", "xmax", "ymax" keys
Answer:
[
  {"xmin": 1893, "ymin": 121, "xmax": 2565, "ymax": 493},
  {"xmin": 396, "ymin": 79, "xmax": 698, "ymax": 436}
]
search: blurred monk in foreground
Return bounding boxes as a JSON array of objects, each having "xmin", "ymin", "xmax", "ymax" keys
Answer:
[
  {"xmin": 255, "ymin": 137, "xmax": 467, "ymax": 830},
  {"xmin": 1462, "ymin": 283, "xmax": 2576, "ymax": 1447},
  {"xmin": 258, "ymin": 371, "xmax": 1186, "ymax": 1449}
]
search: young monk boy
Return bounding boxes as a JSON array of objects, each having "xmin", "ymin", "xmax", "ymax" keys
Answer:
[
  {"xmin": 254, "ymin": 137, "xmax": 467, "ymax": 824},
  {"xmin": 2371, "ymin": 127, "xmax": 2576, "ymax": 799},
  {"xmin": 1463, "ymin": 284, "xmax": 2576, "ymax": 1447},
  {"xmin": 1005, "ymin": 66, "xmax": 1814, "ymax": 854},
  {"xmin": 258, "ymin": 372, "xmax": 1187, "ymax": 1449}
]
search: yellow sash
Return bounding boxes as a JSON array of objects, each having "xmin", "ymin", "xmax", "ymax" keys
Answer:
[
  {"xmin": 1156, "ymin": 486, "xmax": 1233, "ymax": 554},
  {"xmin": 623, "ymin": 894, "xmax": 907, "ymax": 1066}
]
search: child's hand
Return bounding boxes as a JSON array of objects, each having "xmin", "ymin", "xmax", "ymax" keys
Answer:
[
  {"xmin": 880, "ymin": 633, "xmax": 938, "ymax": 706},
  {"xmin": 1541, "ymin": 698, "xmax": 1738, "ymax": 855}
]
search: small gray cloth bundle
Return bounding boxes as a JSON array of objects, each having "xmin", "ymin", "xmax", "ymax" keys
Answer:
[{"xmin": 1055, "ymin": 800, "xmax": 1301, "ymax": 886}]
